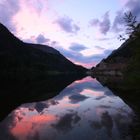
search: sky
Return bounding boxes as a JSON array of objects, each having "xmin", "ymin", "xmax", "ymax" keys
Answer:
[{"xmin": 0, "ymin": 0, "xmax": 140, "ymax": 68}]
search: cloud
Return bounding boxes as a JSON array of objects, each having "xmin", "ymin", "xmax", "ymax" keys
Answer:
[
  {"xmin": 90, "ymin": 12, "xmax": 111, "ymax": 34},
  {"xmin": 56, "ymin": 16, "xmax": 80, "ymax": 33},
  {"xmin": 112, "ymin": 11, "xmax": 125, "ymax": 32},
  {"xmin": 90, "ymin": 111, "xmax": 113, "ymax": 137},
  {"xmin": 91, "ymin": 19, "xmax": 100, "ymax": 26},
  {"xmin": 69, "ymin": 94, "xmax": 88, "ymax": 104},
  {"xmin": 34, "ymin": 100, "xmax": 59, "ymax": 113},
  {"xmin": 95, "ymin": 95, "xmax": 106, "ymax": 100},
  {"xmin": 90, "ymin": 121, "xmax": 102, "ymax": 130},
  {"xmin": 55, "ymin": 44, "xmax": 113, "ymax": 68},
  {"xmin": 25, "ymin": 0, "xmax": 44, "ymax": 14},
  {"xmin": 0, "ymin": 0, "xmax": 20, "ymax": 32},
  {"xmin": 69, "ymin": 43, "xmax": 87, "ymax": 52},
  {"xmin": 52, "ymin": 112, "xmax": 81, "ymax": 133},
  {"xmin": 36, "ymin": 34, "xmax": 50, "ymax": 44},
  {"xmin": 125, "ymin": 0, "xmax": 140, "ymax": 20},
  {"xmin": 101, "ymin": 111, "xmax": 113, "ymax": 136},
  {"xmin": 99, "ymin": 12, "xmax": 111, "ymax": 34},
  {"xmin": 35, "ymin": 102, "xmax": 48, "ymax": 113},
  {"xmin": 97, "ymin": 37, "xmax": 112, "ymax": 41},
  {"xmin": 55, "ymin": 77, "xmax": 107, "ymax": 101},
  {"xmin": 94, "ymin": 46, "xmax": 105, "ymax": 50},
  {"xmin": 58, "ymin": 47, "xmax": 101, "ymax": 66},
  {"xmin": 112, "ymin": 0, "xmax": 140, "ymax": 32}
]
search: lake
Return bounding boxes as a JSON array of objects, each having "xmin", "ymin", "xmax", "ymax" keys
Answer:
[{"xmin": 0, "ymin": 76, "xmax": 135, "ymax": 140}]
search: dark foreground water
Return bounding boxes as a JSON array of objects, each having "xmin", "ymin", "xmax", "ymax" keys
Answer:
[{"xmin": 0, "ymin": 76, "xmax": 134, "ymax": 140}]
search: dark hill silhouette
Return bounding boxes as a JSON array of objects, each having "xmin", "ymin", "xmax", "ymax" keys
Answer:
[
  {"xmin": 92, "ymin": 37, "xmax": 140, "ymax": 77},
  {"xmin": 0, "ymin": 23, "xmax": 87, "ymax": 81}
]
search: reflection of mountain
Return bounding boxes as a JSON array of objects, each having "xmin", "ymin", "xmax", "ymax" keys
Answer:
[
  {"xmin": 0, "ymin": 76, "xmax": 134, "ymax": 140},
  {"xmin": 0, "ymin": 75, "xmax": 84, "ymax": 121},
  {"xmin": 96, "ymin": 76, "xmax": 140, "ymax": 140},
  {"xmin": 96, "ymin": 76, "xmax": 140, "ymax": 112}
]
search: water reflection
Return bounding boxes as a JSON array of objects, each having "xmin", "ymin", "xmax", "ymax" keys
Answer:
[
  {"xmin": 0, "ymin": 76, "xmax": 134, "ymax": 140},
  {"xmin": 0, "ymin": 75, "xmax": 84, "ymax": 120}
]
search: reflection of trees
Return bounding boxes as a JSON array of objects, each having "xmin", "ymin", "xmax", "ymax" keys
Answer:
[
  {"xmin": 52, "ymin": 112, "xmax": 81, "ymax": 133},
  {"xmin": 34, "ymin": 100, "xmax": 59, "ymax": 113},
  {"xmin": 90, "ymin": 121, "xmax": 102, "ymax": 129},
  {"xmin": 101, "ymin": 111, "xmax": 113, "ymax": 137},
  {"xmin": 90, "ymin": 111, "xmax": 113, "ymax": 137},
  {"xmin": 90, "ymin": 110, "xmax": 133, "ymax": 139},
  {"xmin": 114, "ymin": 113, "xmax": 132, "ymax": 139}
]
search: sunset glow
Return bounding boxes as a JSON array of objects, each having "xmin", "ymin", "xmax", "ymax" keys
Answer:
[
  {"xmin": 1, "ymin": 0, "xmax": 139, "ymax": 67},
  {"xmin": 11, "ymin": 113, "xmax": 56, "ymax": 139}
]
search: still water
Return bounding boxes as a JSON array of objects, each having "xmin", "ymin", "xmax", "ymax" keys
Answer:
[{"xmin": 0, "ymin": 76, "xmax": 134, "ymax": 140}]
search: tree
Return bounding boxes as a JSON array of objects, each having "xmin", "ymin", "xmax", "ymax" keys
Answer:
[
  {"xmin": 118, "ymin": 35, "xmax": 125, "ymax": 41},
  {"xmin": 124, "ymin": 12, "xmax": 140, "ymax": 39}
]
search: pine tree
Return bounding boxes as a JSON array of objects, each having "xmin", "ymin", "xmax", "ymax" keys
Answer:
[{"xmin": 124, "ymin": 12, "xmax": 140, "ymax": 39}]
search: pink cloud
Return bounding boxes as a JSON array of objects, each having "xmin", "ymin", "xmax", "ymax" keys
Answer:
[
  {"xmin": 119, "ymin": 0, "xmax": 129, "ymax": 6},
  {"xmin": 12, "ymin": 0, "xmax": 57, "ymax": 39},
  {"xmin": 80, "ymin": 89, "xmax": 104, "ymax": 97},
  {"xmin": 11, "ymin": 113, "xmax": 56, "ymax": 139}
]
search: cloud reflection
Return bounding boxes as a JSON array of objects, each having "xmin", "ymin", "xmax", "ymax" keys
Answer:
[
  {"xmin": 69, "ymin": 94, "xmax": 89, "ymax": 104},
  {"xmin": 52, "ymin": 112, "xmax": 81, "ymax": 133},
  {"xmin": 0, "ymin": 76, "xmax": 134, "ymax": 140},
  {"xmin": 54, "ymin": 76, "xmax": 108, "ymax": 101}
]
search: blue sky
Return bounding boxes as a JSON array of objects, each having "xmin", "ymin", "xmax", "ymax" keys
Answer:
[{"xmin": 0, "ymin": 0, "xmax": 140, "ymax": 68}]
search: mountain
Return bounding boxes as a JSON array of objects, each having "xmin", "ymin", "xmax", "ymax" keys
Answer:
[
  {"xmin": 91, "ymin": 37, "xmax": 140, "ymax": 78},
  {"xmin": 0, "ymin": 23, "xmax": 87, "ymax": 81},
  {"xmin": 91, "ymin": 37, "xmax": 140, "ymax": 139}
]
